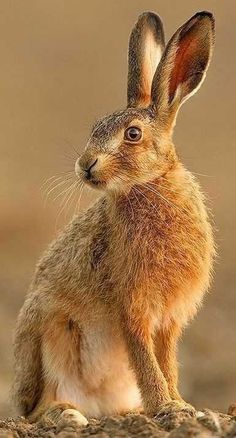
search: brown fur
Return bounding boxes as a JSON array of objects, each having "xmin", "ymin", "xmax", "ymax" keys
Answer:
[{"xmin": 13, "ymin": 11, "xmax": 215, "ymax": 425}]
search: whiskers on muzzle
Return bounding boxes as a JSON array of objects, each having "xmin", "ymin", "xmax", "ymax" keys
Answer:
[{"xmin": 41, "ymin": 168, "xmax": 85, "ymax": 225}]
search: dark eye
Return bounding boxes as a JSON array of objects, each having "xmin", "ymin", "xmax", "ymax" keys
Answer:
[{"xmin": 124, "ymin": 126, "xmax": 142, "ymax": 142}]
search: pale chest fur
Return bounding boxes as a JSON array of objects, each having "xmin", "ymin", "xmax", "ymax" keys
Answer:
[{"xmin": 43, "ymin": 316, "xmax": 141, "ymax": 418}]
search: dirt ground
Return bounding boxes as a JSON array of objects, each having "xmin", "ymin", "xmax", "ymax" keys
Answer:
[{"xmin": 0, "ymin": 409, "xmax": 236, "ymax": 438}]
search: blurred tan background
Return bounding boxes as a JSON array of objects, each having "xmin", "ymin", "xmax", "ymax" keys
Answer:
[{"xmin": 0, "ymin": 0, "xmax": 235, "ymax": 417}]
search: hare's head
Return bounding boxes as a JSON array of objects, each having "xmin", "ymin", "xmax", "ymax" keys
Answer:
[{"xmin": 76, "ymin": 11, "xmax": 215, "ymax": 192}]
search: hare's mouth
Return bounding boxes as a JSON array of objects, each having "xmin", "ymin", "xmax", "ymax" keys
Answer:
[{"xmin": 84, "ymin": 177, "xmax": 106, "ymax": 189}]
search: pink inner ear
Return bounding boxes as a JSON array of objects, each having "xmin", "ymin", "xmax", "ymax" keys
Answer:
[{"xmin": 169, "ymin": 32, "xmax": 199, "ymax": 103}]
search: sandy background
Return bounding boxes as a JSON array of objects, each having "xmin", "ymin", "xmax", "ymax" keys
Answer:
[{"xmin": 0, "ymin": 0, "xmax": 235, "ymax": 417}]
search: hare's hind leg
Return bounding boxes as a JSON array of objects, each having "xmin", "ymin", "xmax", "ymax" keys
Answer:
[
  {"xmin": 13, "ymin": 297, "xmax": 43, "ymax": 416},
  {"xmin": 28, "ymin": 390, "xmax": 88, "ymax": 428},
  {"xmin": 29, "ymin": 314, "xmax": 88, "ymax": 427}
]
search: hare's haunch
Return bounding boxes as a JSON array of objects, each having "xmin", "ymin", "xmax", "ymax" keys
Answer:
[{"xmin": 13, "ymin": 11, "xmax": 215, "ymax": 425}]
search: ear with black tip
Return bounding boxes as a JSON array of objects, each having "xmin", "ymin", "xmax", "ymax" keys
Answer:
[
  {"xmin": 127, "ymin": 12, "xmax": 165, "ymax": 108},
  {"xmin": 151, "ymin": 11, "xmax": 215, "ymax": 123}
]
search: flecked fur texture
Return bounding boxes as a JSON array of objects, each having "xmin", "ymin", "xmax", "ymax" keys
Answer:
[{"xmin": 13, "ymin": 11, "xmax": 215, "ymax": 426}]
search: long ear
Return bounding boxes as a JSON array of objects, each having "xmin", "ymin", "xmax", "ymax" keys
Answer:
[
  {"xmin": 151, "ymin": 11, "xmax": 215, "ymax": 123},
  {"xmin": 127, "ymin": 12, "xmax": 165, "ymax": 108}
]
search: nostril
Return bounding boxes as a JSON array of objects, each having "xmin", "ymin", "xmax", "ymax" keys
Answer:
[
  {"xmin": 85, "ymin": 158, "xmax": 98, "ymax": 172},
  {"xmin": 84, "ymin": 158, "xmax": 98, "ymax": 179},
  {"xmin": 85, "ymin": 170, "xmax": 91, "ymax": 180}
]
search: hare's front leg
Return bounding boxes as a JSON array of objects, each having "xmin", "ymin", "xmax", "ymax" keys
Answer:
[
  {"xmin": 154, "ymin": 320, "xmax": 182, "ymax": 401},
  {"xmin": 122, "ymin": 311, "xmax": 195, "ymax": 417},
  {"xmin": 152, "ymin": 320, "xmax": 195, "ymax": 418},
  {"xmin": 122, "ymin": 311, "xmax": 171, "ymax": 415}
]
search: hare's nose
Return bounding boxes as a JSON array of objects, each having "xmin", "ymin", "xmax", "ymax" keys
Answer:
[{"xmin": 80, "ymin": 158, "xmax": 98, "ymax": 180}]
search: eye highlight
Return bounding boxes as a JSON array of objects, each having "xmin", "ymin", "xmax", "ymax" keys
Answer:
[{"xmin": 124, "ymin": 126, "xmax": 142, "ymax": 142}]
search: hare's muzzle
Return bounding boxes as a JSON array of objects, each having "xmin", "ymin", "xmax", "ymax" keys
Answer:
[{"xmin": 75, "ymin": 155, "xmax": 100, "ymax": 185}]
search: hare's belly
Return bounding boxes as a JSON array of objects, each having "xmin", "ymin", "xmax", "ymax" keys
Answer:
[{"xmin": 56, "ymin": 323, "xmax": 141, "ymax": 418}]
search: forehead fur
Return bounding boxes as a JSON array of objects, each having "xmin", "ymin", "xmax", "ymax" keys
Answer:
[{"xmin": 90, "ymin": 107, "xmax": 155, "ymax": 145}]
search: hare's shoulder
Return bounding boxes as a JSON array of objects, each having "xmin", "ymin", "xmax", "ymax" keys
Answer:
[{"xmin": 33, "ymin": 197, "xmax": 108, "ymax": 287}]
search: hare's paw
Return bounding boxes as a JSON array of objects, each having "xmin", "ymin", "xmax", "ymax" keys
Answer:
[
  {"xmin": 155, "ymin": 400, "xmax": 196, "ymax": 419},
  {"xmin": 56, "ymin": 409, "xmax": 88, "ymax": 432},
  {"xmin": 154, "ymin": 400, "xmax": 196, "ymax": 430}
]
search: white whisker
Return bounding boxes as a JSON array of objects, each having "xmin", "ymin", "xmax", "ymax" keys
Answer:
[
  {"xmin": 55, "ymin": 180, "xmax": 79, "ymax": 229},
  {"xmin": 75, "ymin": 182, "xmax": 85, "ymax": 215},
  {"xmin": 52, "ymin": 179, "xmax": 77, "ymax": 203},
  {"xmin": 133, "ymin": 186, "xmax": 159, "ymax": 215},
  {"xmin": 43, "ymin": 178, "xmax": 73, "ymax": 205},
  {"xmin": 143, "ymin": 182, "xmax": 190, "ymax": 215}
]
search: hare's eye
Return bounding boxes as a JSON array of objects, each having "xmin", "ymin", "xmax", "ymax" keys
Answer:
[{"xmin": 124, "ymin": 126, "xmax": 142, "ymax": 142}]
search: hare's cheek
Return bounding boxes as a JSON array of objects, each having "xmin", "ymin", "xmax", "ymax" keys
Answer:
[{"xmin": 134, "ymin": 149, "xmax": 158, "ymax": 174}]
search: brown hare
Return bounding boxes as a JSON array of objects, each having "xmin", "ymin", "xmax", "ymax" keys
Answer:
[{"xmin": 13, "ymin": 11, "xmax": 215, "ymax": 427}]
